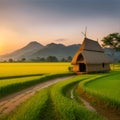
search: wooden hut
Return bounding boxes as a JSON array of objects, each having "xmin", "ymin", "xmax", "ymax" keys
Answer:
[{"xmin": 71, "ymin": 38, "xmax": 112, "ymax": 74}]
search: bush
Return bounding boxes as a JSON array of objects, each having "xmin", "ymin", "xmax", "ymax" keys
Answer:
[{"xmin": 68, "ymin": 66, "xmax": 73, "ymax": 72}]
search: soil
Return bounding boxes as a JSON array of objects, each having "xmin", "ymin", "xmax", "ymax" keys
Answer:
[
  {"xmin": 77, "ymin": 87, "xmax": 120, "ymax": 120},
  {"xmin": 0, "ymin": 76, "xmax": 73, "ymax": 115},
  {"xmin": 70, "ymin": 88, "xmax": 97, "ymax": 112}
]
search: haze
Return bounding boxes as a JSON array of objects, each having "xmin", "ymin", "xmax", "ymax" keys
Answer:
[{"xmin": 0, "ymin": 0, "xmax": 120, "ymax": 54}]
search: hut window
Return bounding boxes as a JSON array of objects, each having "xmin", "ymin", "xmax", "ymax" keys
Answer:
[
  {"xmin": 77, "ymin": 54, "xmax": 84, "ymax": 61},
  {"xmin": 102, "ymin": 63, "xmax": 105, "ymax": 68}
]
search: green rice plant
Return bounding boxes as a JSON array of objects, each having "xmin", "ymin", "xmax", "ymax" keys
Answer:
[
  {"xmin": 2, "ymin": 75, "xmax": 105, "ymax": 120},
  {"xmin": 3, "ymin": 88, "xmax": 49, "ymax": 120},
  {"xmin": 79, "ymin": 71, "xmax": 120, "ymax": 110},
  {"xmin": 0, "ymin": 72, "xmax": 73, "ymax": 98},
  {"xmin": 50, "ymin": 76, "xmax": 105, "ymax": 120},
  {"xmin": 3, "ymin": 87, "xmax": 60, "ymax": 120}
]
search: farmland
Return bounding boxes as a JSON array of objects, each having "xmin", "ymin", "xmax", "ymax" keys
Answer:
[
  {"xmin": 0, "ymin": 62, "xmax": 72, "ymax": 98},
  {"xmin": 0, "ymin": 73, "xmax": 73, "ymax": 98},
  {"xmin": 4, "ymin": 75, "xmax": 104, "ymax": 120},
  {"xmin": 0, "ymin": 63, "xmax": 120, "ymax": 120},
  {"xmin": 0, "ymin": 62, "xmax": 71, "ymax": 77},
  {"xmin": 79, "ymin": 71, "xmax": 120, "ymax": 109}
]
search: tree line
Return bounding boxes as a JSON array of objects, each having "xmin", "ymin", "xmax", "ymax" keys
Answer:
[{"xmin": 3, "ymin": 56, "xmax": 73, "ymax": 62}]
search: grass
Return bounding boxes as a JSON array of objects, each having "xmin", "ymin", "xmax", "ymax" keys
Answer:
[
  {"xmin": 2, "ymin": 88, "xmax": 49, "ymax": 120},
  {"xmin": 0, "ymin": 72, "xmax": 73, "ymax": 98},
  {"xmin": 0, "ymin": 62, "xmax": 72, "ymax": 98},
  {"xmin": 0, "ymin": 63, "xmax": 120, "ymax": 119},
  {"xmin": 78, "ymin": 70, "xmax": 120, "ymax": 109},
  {"xmin": 4, "ymin": 75, "xmax": 105, "ymax": 120},
  {"xmin": 110, "ymin": 63, "xmax": 120, "ymax": 70},
  {"xmin": 50, "ymin": 76, "xmax": 104, "ymax": 120},
  {"xmin": 0, "ymin": 62, "xmax": 71, "ymax": 77}
]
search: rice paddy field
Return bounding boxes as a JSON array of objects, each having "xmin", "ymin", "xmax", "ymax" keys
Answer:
[
  {"xmin": 79, "ymin": 71, "xmax": 120, "ymax": 109},
  {"xmin": 0, "ymin": 63, "xmax": 120, "ymax": 120},
  {"xmin": 0, "ymin": 62, "xmax": 72, "ymax": 98},
  {"xmin": 2, "ymin": 75, "xmax": 105, "ymax": 120},
  {"xmin": 0, "ymin": 62, "xmax": 71, "ymax": 77}
]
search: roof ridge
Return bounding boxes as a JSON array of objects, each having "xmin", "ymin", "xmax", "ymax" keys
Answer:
[{"xmin": 79, "ymin": 38, "xmax": 104, "ymax": 52}]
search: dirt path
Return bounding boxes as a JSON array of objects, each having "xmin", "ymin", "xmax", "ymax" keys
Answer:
[
  {"xmin": 0, "ymin": 76, "xmax": 73, "ymax": 115},
  {"xmin": 79, "ymin": 94, "xmax": 120, "ymax": 120},
  {"xmin": 70, "ymin": 89, "xmax": 97, "ymax": 113},
  {"xmin": 77, "ymin": 88, "xmax": 120, "ymax": 120},
  {"xmin": 70, "ymin": 88, "xmax": 120, "ymax": 120}
]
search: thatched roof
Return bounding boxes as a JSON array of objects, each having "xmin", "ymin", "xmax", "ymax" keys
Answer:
[
  {"xmin": 79, "ymin": 38, "xmax": 104, "ymax": 52},
  {"xmin": 71, "ymin": 38, "xmax": 113, "ymax": 65}
]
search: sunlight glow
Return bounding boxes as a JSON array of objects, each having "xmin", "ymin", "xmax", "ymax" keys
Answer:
[{"xmin": 0, "ymin": 37, "xmax": 4, "ymax": 54}]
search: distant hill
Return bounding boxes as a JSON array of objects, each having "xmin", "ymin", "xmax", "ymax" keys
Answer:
[
  {"xmin": 104, "ymin": 48, "xmax": 120, "ymax": 62},
  {"xmin": 0, "ymin": 41, "xmax": 80, "ymax": 61},
  {"xmin": 31, "ymin": 43, "xmax": 80, "ymax": 60},
  {"xmin": 0, "ymin": 41, "xmax": 44, "ymax": 61},
  {"xmin": 0, "ymin": 41, "xmax": 120, "ymax": 62}
]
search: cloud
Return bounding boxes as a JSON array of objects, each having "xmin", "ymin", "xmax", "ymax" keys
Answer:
[{"xmin": 55, "ymin": 38, "xmax": 67, "ymax": 42}]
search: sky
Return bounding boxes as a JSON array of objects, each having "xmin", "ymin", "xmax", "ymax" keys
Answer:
[{"xmin": 0, "ymin": 0, "xmax": 120, "ymax": 54}]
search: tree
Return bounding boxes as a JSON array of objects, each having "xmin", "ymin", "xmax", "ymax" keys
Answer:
[
  {"xmin": 46, "ymin": 56, "xmax": 58, "ymax": 62},
  {"xmin": 102, "ymin": 33, "xmax": 120, "ymax": 64},
  {"xmin": 101, "ymin": 33, "xmax": 120, "ymax": 51},
  {"xmin": 67, "ymin": 56, "xmax": 72, "ymax": 62},
  {"xmin": 60, "ymin": 58, "xmax": 66, "ymax": 62},
  {"xmin": 21, "ymin": 58, "xmax": 26, "ymax": 62},
  {"xmin": 8, "ymin": 58, "xmax": 14, "ymax": 62},
  {"xmin": 39, "ymin": 57, "xmax": 45, "ymax": 62}
]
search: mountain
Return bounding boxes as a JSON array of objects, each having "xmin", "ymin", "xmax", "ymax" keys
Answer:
[
  {"xmin": 1, "ymin": 41, "xmax": 120, "ymax": 62},
  {"xmin": 0, "ymin": 42, "xmax": 80, "ymax": 61},
  {"xmin": 30, "ymin": 43, "xmax": 80, "ymax": 60},
  {"xmin": 104, "ymin": 48, "xmax": 120, "ymax": 62},
  {"xmin": 0, "ymin": 41, "xmax": 44, "ymax": 61}
]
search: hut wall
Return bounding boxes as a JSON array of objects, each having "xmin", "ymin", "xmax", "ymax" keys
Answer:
[
  {"xmin": 87, "ymin": 64, "xmax": 110, "ymax": 73},
  {"xmin": 73, "ymin": 64, "xmax": 79, "ymax": 72}
]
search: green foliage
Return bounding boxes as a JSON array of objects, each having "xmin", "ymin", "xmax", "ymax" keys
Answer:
[
  {"xmin": 67, "ymin": 56, "xmax": 72, "ymax": 62},
  {"xmin": 50, "ymin": 76, "xmax": 103, "ymax": 120},
  {"xmin": 5, "ymin": 88, "xmax": 49, "ymax": 120},
  {"xmin": 0, "ymin": 76, "xmax": 43, "ymax": 98},
  {"xmin": 8, "ymin": 58, "xmax": 14, "ymax": 62},
  {"xmin": 68, "ymin": 66, "xmax": 73, "ymax": 72},
  {"xmin": 79, "ymin": 71, "xmax": 120, "ymax": 109},
  {"xmin": 1, "ymin": 63, "xmax": 120, "ymax": 120},
  {"xmin": 102, "ymin": 33, "xmax": 120, "ymax": 51},
  {"xmin": 46, "ymin": 56, "xmax": 58, "ymax": 62},
  {"xmin": 4, "ymin": 75, "xmax": 104, "ymax": 120},
  {"xmin": 0, "ymin": 72, "xmax": 73, "ymax": 98}
]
